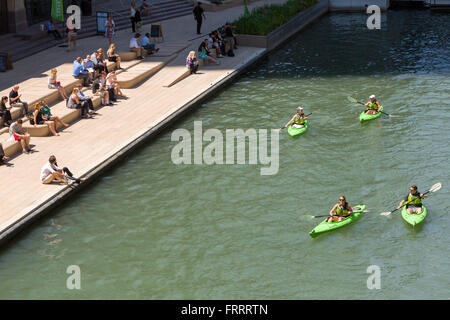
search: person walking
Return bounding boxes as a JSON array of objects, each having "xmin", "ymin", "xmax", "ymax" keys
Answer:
[
  {"xmin": 105, "ymin": 15, "xmax": 115, "ymax": 46},
  {"xmin": 193, "ymin": 2, "xmax": 206, "ymax": 35}
]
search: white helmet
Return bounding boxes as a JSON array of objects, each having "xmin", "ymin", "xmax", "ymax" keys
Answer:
[
  {"xmin": 369, "ymin": 95, "xmax": 376, "ymax": 99},
  {"xmin": 297, "ymin": 106, "xmax": 303, "ymax": 111}
]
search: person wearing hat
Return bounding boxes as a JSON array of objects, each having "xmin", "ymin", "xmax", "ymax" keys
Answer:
[
  {"xmin": 364, "ymin": 95, "xmax": 382, "ymax": 114},
  {"xmin": 285, "ymin": 107, "xmax": 308, "ymax": 128}
]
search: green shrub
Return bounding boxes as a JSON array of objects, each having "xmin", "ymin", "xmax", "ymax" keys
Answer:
[{"xmin": 234, "ymin": 0, "xmax": 318, "ymax": 35}]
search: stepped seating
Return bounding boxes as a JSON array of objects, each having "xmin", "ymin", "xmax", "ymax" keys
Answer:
[{"xmin": 0, "ymin": 53, "xmax": 174, "ymax": 157}]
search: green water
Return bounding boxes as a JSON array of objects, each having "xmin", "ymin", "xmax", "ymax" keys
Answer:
[{"xmin": 1, "ymin": 11, "xmax": 449, "ymax": 299}]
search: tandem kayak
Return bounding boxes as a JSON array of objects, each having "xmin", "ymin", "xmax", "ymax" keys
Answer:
[
  {"xmin": 359, "ymin": 106, "xmax": 383, "ymax": 122},
  {"xmin": 309, "ymin": 204, "xmax": 366, "ymax": 238},
  {"xmin": 401, "ymin": 205, "xmax": 427, "ymax": 226},
  {"xmin": 287, "ymin": 120, "xmax": 308, "ymax": 137}
]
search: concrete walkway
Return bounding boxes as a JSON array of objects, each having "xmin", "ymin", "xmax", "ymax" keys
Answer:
[{"xmin": 0, "ymin": 0, "xmax": 289, "ymax": 241}]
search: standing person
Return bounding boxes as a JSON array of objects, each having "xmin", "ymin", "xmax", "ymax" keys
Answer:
[
  {"xmin": 105, "ymin": 15, "xmax": 115, "ymax": 46},
  {"xmin": 193, "ymin": 2, "xmax": 206, "ymax": 35},
  {"xmin": 9, "ymin": 119, "xmax": 32, "ymax": 154},
  {"xmin": 130, "ymin": 1, "xmax": 137, "ymax": 33},
  {"xmin": 397, "ymin": 185, "xmax": 427, "ymax": 214},
  {"xmin": 186, "ymin": 51, "xmax": 199, "ymax": 74},
  {"xmin": 134, "ymin": 7, "xmax": 142, "ymax": 33},
  {"xmin": 0, "ymin": 96, "xmax": 13, "ymax": 128},
  {"xmin": 285, "ymin": 107, "xmax": 308, "ymax": 128},
  {"xmin": 140, "ymin": 0, "xmax": 151, "ymax": 16},
  {"xmin": 9, "ymin": 85, "xmax": 30, "ymax": 118},
  {"xmin": 66, "ymin": 19, "xmax": 77, "ymax": 52},
  {"xmin": 328, "ymin": 196, "xmax": 354, "ymax": 222},
  {"xmin": 41, "ymin": 155, "xmax": 85, "ymax": 185}
]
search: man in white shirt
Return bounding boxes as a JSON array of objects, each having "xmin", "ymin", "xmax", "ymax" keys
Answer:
[
  {"xmin": 129, "ymin": 33, "xmax": 146, "ymax": 60},
  {"xmin": 41, "ymin": 155, "xmax": 68, "ymax": 184}
]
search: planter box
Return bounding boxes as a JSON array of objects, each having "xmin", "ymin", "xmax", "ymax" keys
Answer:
[
  {"xmin": 236, "ymin": 0, "xmax": 329, "ymax": 51},
  {"xmin": 190, "ymin": 0, "xmax": 260, "ymax": 12}
]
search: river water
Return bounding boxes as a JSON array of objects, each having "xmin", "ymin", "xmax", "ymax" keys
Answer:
[{"xmin": 1, "ymin": 10, "xmax": 449, "ymax": 299}]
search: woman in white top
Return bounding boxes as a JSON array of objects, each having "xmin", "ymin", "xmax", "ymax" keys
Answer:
[
  {"xmin": 48, "ymin": 68, "xmax": 69, "ymax": 100},
  {"xmin": 106, "ymin": 70, "xmax": 126, "ymax": 98},
  {"xmin": 105, "ymin": 15, "xmax": 115, "ymax": 45}
]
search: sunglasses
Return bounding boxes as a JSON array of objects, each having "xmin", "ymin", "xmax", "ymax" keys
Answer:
[{"xmin": 339, "ymin": 199, "xmax": 345, "ymax": 201}]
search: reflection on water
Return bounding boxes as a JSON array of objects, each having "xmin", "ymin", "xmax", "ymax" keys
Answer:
[{"xmin": 0, "ymin": 11, "xmax": 449, "ymax": 299}]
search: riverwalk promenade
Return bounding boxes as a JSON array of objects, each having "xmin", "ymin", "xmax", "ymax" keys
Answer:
[{"xmin": 0, "ymin": 0, "xmax": 297, "ymax": 243}]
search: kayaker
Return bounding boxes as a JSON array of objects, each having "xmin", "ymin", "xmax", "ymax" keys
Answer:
[
  {"xmin": 285, "ymin": 107, "xmax": 308, "ymax": 128},
  {"xmin": 397, "ymin": 185, "xmax": 426, "ymax": 214},
  {"xmin": 364, "ymin": 95, "xmax": 381, "ymax": 114},
  {"xmin": 328, "ymin": 196, "xmax": 353, "ymax": 222}
]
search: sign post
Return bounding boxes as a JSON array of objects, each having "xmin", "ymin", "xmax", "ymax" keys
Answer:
[
  {"xmin": 96, "ymin": 11, "xmax": 108, "ymax": 34},
  {"xmin": 150, "ymin": 24, "xmax": 164, "ymax": 42}
]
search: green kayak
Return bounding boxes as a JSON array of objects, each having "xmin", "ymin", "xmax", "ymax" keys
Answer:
[
  {"xmin": 287, "ymin": 120, "xmax": 308, "ymax": 137},
  {"xmin": 309, "ymin": 204, "xmax": 366, "ymax": 238},
  {"xmin": 401, "ymin": 205, "xmax": 427, "ymax": 226},
  {"xmin": 359, "ymin": 106, "xmax": 383, "ymax": 122}
]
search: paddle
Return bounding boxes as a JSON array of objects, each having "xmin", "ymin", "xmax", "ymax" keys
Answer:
[
  {"xmin": 281, "ymin": 113, "xmax": 312, "ymax": 129},
  {"xmin": 380, "ymin": 182, "xmax": 442, "ymax": 216},
  {"xmin": 302, "ymin": 208, "xmax": 370, "ymax": 220},
  {"xmin": 347, "ymin": 96, "xmax": 394, "ymax": 117}
]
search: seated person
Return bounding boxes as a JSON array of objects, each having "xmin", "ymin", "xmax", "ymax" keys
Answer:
[
  {"xmin": 186, "ymin": 51, "xmax": 199, "ymax": 74},
  {"xmin": 67, "ymin": 88, "xmax": 91, "ymax": 119},
  {"xmin": 92, "ymin": 73, "xmax": 111, "ymax": 106},
  {"xmin": 91, "ymin": 49, "xmax": 108, "ymax": 74},
  {"xmin": 0, "ymin": 96, "xmax": 13, "ymax": 128},
  {"xmin": 72, "ymin": 57, "xmax": 90, "ymax": 87},
  {"xmin": 107, "ymin": 43, "xmax": 122, "ymax": 70},
  {"xmin": 208, "ymin": 33, "xmax": 223, "ymax": 58},
  {"xmin": 83, "ymin": 54, "xmax": 96, "ymax": 82},
  {"xmin": 48, "ymin": 68, "xmax": 69, "ymax": 100},
  {"xmin": 76, "ymin": 84, "xmax": 96, "ymax": 114},
  {"xmin": 0, "ymin": 143, "xmax": 10, "ymax": 165},
  {"xmin": 45, "ymin": 19, "xmax": 63, "ymax": 40},
  {"xmin": 9, "ymin": 85, "xmax": 30, "ymax": 118},
  {"xmin": 41, "ymin": 155, "xmax": 85, "ymax": 185},
  {"xmin": 141, "ymin": 33, "xmax": 160, "ymax": 55},
  {"xmin": 364, "ymin": 95, "xmax": 382, "ymax": 114},
  {"xmin": 9, "ymin": 119, "xmax": 32, "ymax": 154},
  {"xmin": 129, "ymin": 33, "xmax": 146, "ymax": 59},
  {"xmin": 40, "ymin": 99, "xmax": 69, "ymax": 128},
  {"xmin": 32, "ymin": 102, "xmax": 58, "ymax": 136},
  {"xmin": 106, "ymin": 70, "xmax": 126, "ymax": 98},
  {"xmin": 198, "ymin": 39, "xmax": 219, "ymax": 65}
]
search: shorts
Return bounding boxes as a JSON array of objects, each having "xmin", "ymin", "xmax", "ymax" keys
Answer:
[
  {"xmin": 407, "ymin": 206, "xmax": 422, "ymax": 213},
  {"xmin": 292, "ymin": 124, "xmax": 304, "ymax": 128},
  {"xmin": 366, "ymin": 110, "xmax": 377, "ymax": 114},
  {"xmin": 13, "ymin": 134, "xmax": 20, "ymax": 141}
]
